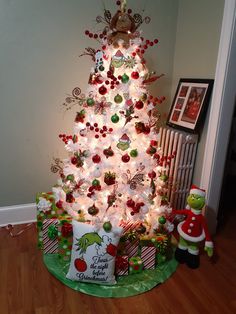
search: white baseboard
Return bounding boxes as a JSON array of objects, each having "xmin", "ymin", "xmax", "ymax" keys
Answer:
[{"xmin": 0, "ymin": 203, "xmax": 37, "ymax": 227}]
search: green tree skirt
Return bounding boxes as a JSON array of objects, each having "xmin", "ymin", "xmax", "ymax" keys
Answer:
[{"xmin": 43, "ymin": 254, "xmax": 178, "ymax": 298}]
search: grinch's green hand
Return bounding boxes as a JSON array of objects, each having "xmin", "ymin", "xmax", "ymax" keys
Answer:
[
  {"xmin": 76, "ymin": 232, "xmax": 102, "ymax": 254},
  {"xmin": 204, "ymin": 246, "xmax": 213, "ymax": 257}
]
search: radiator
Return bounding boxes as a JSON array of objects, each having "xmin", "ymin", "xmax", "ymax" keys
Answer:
[{"xmin": 158, "ymin": 127, "xmax": 198, "ymax": 209}]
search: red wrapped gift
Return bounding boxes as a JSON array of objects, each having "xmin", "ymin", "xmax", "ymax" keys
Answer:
[
  {"xmin": 119, "ymin": 220, "xmax": 141, "ymax": 234},
  {"xmin": 115, "ymin": 255, "xmax": 129, "ymax": 276},
  {"xmin": 141, "ymin": 246, "xmax": 157, "ymax": 269},
  {"xmin": 125, "ymin": 239, "xmax": 139, "ymax": 258}
]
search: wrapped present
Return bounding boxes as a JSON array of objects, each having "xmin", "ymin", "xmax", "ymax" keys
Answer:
[
  {"xmin": 115, "ymin": 255, "xmax": 129, "ymax": 276},
  {"xmin": 129, "ymin": 256, "xmax": 143, "ymax": 274},
  {"xmin": 58, "ymin": 216, "xmax": 73, "ymax": 261},
  {"xmin": 125, "ymin": 239, "xmax": 139, "ymax": 258},
  {"xmin": 36, "ymin": 192, "xmax": 65, "ymax": 248},
  {"xmin": 42, "ymin": 219, "xmax": 59, "ymax": 254},
  {"xmin": 119, "ymin": 220, "xmax": 141, "ymax": 234},
  {"xmin": 141, "ymin": 246, "xmax": 156, "ymax": 269}
]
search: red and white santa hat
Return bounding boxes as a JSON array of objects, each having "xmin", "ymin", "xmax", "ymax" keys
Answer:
[{"xmin": 190, "ymin": 184, "xmax": 206, "ymax": 197}]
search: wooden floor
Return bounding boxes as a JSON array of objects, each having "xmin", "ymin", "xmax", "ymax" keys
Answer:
[{"xmin": 1, "ymin": 211, "xmax": 236, "ymax": 314}]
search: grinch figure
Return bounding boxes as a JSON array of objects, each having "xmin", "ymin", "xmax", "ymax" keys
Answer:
[{"xmin": 173, "ymin": 185, "xmax": 214, "ymax": 269}]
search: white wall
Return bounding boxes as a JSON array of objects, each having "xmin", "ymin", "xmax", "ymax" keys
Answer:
[
  {"xmin": 171, "ymin": 0, "xmax": 225, "ymax": 185},
  {"xmin": 0, "ymin": 0, "xmax": 179, "ymax": 206}
]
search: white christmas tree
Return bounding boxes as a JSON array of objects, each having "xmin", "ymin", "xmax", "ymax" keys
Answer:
[{"xmin": 52, "ymin": 0, "xmax": 175, "ymax": 238}]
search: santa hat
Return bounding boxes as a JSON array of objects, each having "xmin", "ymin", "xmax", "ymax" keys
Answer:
[
  {"xmin": 120, "ymin": 133, "xmax": 130, "ymax": 143},
  {"xmin": 190, "ymin": 185, "xmax": 206, "ymax": 197}
]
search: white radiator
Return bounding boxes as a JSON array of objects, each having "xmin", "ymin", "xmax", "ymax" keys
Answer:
[{"xmin": 158, "ymin": 127, "xmax": 198, "ymax": 209}]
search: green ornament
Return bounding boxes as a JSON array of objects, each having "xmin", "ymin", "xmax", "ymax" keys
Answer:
[
  {"xmin": 121, "ymin": 73, "xmax": 129, "ymax": 84},
  {"xmin": 141, "ymin": 93, "xmax": 148, "ymax": 101},
  {"xmin": 86, "ymin": 98, "xmax": 95, "ymax": 106},
  {"xmin": 130, "ymin": 149, "xmax": 138, "ymax": 157},
  {"xmin": 47, "ymin": 224, "xmax": 58, "ymax": 240},
  {"xmin": 111, "ymin": 113, "xmax": 120, "ymax": 123},
  {"xmin": 66, "ymin": 174, "xmax": 75, "ymax": 182},
  {"xmin": 114, "ymin": 94, "xmax": 123, "ymax": 104},
  {"xmin": 92, "ymin": 179, "xmax": 100, "ymax": 186},
  {"xmin": 158, "ymin": 216, "xmax": 166, "ymax": 225},
  {"xmin": 160, "ymin": 174, "xmax": 168, "ymax": 182},
  {"xmin": 99, "ymin": 65, "xmax": 105, "ymax": 71},
  {"xmin": 103, "ymin": 221, "xmax": 112, "ymax": 232}
]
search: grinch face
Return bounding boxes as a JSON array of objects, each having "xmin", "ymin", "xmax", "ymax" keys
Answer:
[{"xmin": 187, "ymin": 194, "xmax": 205, "ymax": 210}]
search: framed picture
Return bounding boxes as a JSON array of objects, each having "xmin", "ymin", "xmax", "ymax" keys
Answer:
[{"xmin": 167, "ymin": 78, "xmax": 214, "ymax": 132}]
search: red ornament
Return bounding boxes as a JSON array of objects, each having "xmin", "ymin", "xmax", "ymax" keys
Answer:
[
  {"xmin": 66, "ymin": 193, "xmax": 75, "ymax": 203},
  {"xmin": 122, "ymin": 154, "xmax": 130, "ymax": 163},
  {"xmin": 98, "ymin": 85, "xmax": 107, "ymax": 95},
  {"xmin": 92, "ymin": 154, "xmax": 101, "ymax": 163},
  {"xmin": 150, "ymin": 140, "xmax": 158, "ymax": 146},
  {"xmin": 74, "ymin": 258, "xmax": 87, "ymax": 272},
  {"xmin": 148, "ymin": 171, "xmax": 156, "ymax": 179},
  {"xmin": 126, "ymin": 199, "xmax": 135, "ymax": 208},
  {"xmin": 61, "ymin": 222, "xmax": 73, "ymax": 237},
  {"xmin": 71, "ymin": 156, "xmax": 78, "ymax": 165},
  {"xmin": 131, "ymin": 71, "xmax": 139, "ymax": 79},
  {"xmin": 56, "ymin": 200, "xmax": 63, "ymax": 209},
  {"xmin": 135, "ymin": 100, "xmax": 144, "ymax": 109}
]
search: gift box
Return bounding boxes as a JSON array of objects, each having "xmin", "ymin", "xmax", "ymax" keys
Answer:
[
  {"xmin": 42, "ymin": 219, "xmax": 59, "ymax": 254},
  {"xmin": 36, "ymin": 192, "xmax": 65, "ymax": 248},
  {"xmin": 129, "ymin": 256, "xmax": 143, "ymax": 274},
  {"xmin": 119, "ymin": 220, "xmax": 141, "ymax": 234},
  {"xmin": 58, "ymin": 216, "xmax": 73, "ymax": 261},
  {"xmin": 141, "ymin": 246, "xmax": 157, "ymax": 269},
  {"xmin": 125, "ymin": 239, "xmax": 139, "ymax": 258},
  {"xmin": 115, "ymin": 255, "xmax": 129, "ymax": 276}
]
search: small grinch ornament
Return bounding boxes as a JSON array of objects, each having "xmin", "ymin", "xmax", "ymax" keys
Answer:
[
  {"xmin": 117, "ymin": 133, "xmax": 131, "ymax": 151},
  {"xmin": 111, "ymin": 50, "xmax": 125, "ymax": 68},
  {"xmin": 172, "ymin": 185, "xmax": 214, "ymax": 269}
]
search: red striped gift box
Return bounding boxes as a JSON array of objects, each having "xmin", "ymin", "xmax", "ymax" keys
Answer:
[
  {"xmin": 119, "ymin": 220, "xmax": 141, "ymax": 234},
  {"xmin": 141, "ymin": 246, "xmax": 157, "ymax": 269},
  {"xmin": 125, "ymin": 239, "xmax": 139, "ymax": 258},
  {"xmin": 42, "ymin": 219, "xmax": 59, "ymax": 254}
]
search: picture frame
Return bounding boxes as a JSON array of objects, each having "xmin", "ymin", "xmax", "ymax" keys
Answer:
[{"xmin": 167, "ymin": 78, "xmax": 214, "ymax": 133}]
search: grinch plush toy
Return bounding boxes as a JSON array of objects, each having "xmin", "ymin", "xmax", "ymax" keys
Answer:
[{"xmin": 173, "ymin": 185, "xmax": 214, "ymax": 269}]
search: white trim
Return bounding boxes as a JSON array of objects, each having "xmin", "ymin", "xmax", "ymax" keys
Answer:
[
  {"xmin": 0, "ymin": 203, "xmax": 37, "ymax": 227},
  {"xmin": 200, "ymin": 0, "xmax": 236, "ymax": 232},
  {"xmin": 190, "ymin": 189, "xmax": 205, "ymax": 198},
  {"xmin": 177, "ymin": 221, "xmax": 205, "ymax": 242}
]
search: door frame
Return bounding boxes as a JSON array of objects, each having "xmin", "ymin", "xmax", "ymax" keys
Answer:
[{"xmin": 200, "ymin": 0, "xmax": 236, "ymax": 233}]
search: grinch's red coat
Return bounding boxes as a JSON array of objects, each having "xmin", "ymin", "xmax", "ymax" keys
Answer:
[{"xmin": 173, "ymin": 209, "xmax": 213, "ymax": 247}]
